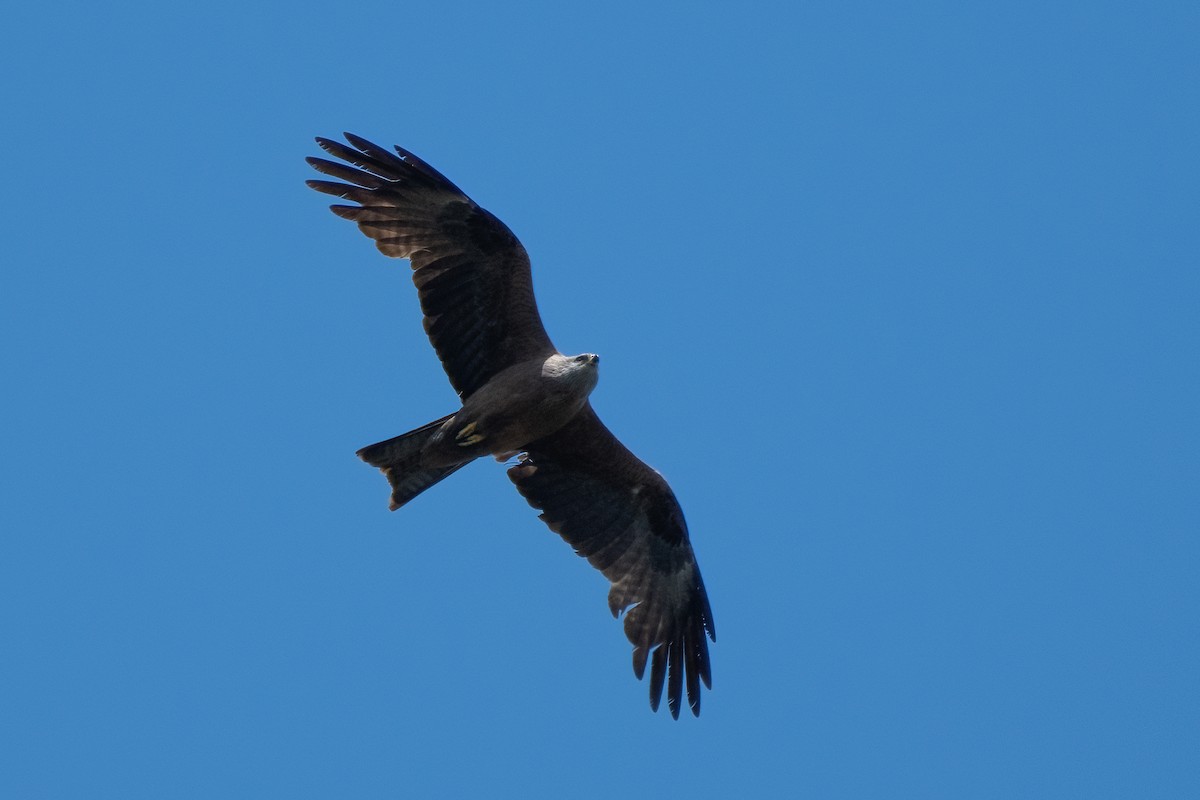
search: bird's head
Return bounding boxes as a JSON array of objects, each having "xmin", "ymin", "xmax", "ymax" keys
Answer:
[{"xmin": 543, "ymin": 352, "xmax": 600, "ymax": 394}]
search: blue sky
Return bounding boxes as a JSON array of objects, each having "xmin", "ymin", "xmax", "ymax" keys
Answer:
[{"xmin": 2, "ymin": 1, "xmax": 1197, "ymax": 797}]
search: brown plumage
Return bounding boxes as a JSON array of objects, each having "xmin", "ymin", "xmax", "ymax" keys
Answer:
[{"xmin": 306, "ymin": 133, "xmax": 715, "ymax": 718}]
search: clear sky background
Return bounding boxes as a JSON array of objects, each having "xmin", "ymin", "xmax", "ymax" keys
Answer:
[{"xmin": 2, "ymin": 1, "xmax": 1197, "ymax": 797}]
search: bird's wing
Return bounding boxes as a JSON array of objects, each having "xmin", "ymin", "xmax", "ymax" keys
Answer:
[
  {"xmin": 507, "ymin": 404, "xmax": 715, "ymax": 718},
  {"xmin": 307, "ymin": 133, "xmax": 555, "ymax": 399}
]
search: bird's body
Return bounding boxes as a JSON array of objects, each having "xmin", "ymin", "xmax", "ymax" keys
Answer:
[
  {"xmin": 424, "ymin": 352, "xmax": 600, "ymax": 468},
  {"xmin": 307, "ymin": 134, "xmax": 715, "ymax": 717}
]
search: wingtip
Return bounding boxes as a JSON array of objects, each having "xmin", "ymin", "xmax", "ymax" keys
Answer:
[{"xmin": 343, "ymin": 131, "xmax": 377, "ymax": 152}]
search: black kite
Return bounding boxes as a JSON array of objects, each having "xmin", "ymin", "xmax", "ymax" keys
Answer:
[{"xmin": 306, "ymin": 134, "xmax": 715, "ymax": 717}]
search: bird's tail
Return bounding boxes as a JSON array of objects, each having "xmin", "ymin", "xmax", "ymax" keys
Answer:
[{"xmin": 357, "ymin": 413, "xmax": 471, "ymax": 510}]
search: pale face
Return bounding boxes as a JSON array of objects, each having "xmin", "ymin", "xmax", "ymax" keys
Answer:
[{"xmin": 541, "ymin": 353, "xmax": 600, "ymax": 392}]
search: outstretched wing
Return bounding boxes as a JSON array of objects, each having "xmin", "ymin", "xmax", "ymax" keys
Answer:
[
  {"xmin": 507, "ymin": 405, "xmax": 716, "ymax": 718},
  {"xmin": 306, "ymin": 133, "xmax": 555, "ymax": 399}
]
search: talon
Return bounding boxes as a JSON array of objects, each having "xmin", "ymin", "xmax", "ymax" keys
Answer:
[{"xmin": 455, "ymin": 421, "xmax": 484, "ymax": 446}]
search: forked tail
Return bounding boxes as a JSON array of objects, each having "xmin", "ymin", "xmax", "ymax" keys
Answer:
[{"xmin": 357, "ymin": 413, "xmax": 471, "ymax": 510}]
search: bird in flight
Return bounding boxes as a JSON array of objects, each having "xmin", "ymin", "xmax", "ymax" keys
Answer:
[{"xmin": 306, "ymin": 134, "xmax": 715, "ymax": 717}]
